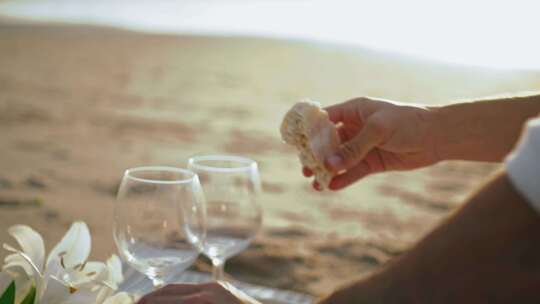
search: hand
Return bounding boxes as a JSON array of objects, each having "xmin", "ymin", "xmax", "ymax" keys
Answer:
[
  {"xmin": 305, "ymin": 97, "xmax": 439, "ymax": 191},
  {"xmin": 137, "ymin": 282, "xmax": 261, "ymax": 304}
]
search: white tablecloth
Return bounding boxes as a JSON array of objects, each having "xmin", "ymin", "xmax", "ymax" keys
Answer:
[{"xmin": 120, "ymin": 264, "xmax": 314, "ymax": 304}]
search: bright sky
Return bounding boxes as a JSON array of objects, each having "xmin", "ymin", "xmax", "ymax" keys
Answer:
[{"xmin": 1, "ymin": 0, "xmax": 539, "ymax": 70}]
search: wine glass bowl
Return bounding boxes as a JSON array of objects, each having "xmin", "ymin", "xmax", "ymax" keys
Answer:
[
  {"xmin": 113, "ymin": 166, "xmax": 206, "ymax": 288},
  {"xmin": 187, "ymin": 155, "xmax": 263, "ymax": 281}
]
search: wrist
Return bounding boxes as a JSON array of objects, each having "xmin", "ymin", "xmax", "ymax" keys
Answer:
[
  {"xmin": 423, "ymin": 105, "xmax": 446, "ymax": 162},
  {"xmin": 427, "ymin": 103, "xmax": 471, "ymax": 161}
]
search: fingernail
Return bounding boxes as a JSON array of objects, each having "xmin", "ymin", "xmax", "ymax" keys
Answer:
[
  {"xmin": 326, "ymin": 154, "xmax": 343, "ymax": 170},
  {"xmin": 313, "ymin": 181, "xmax": 321, "ymax": 191},
  {"xmin": 328, "ymin": 180, "xmax": 337, "ymax": 191}
]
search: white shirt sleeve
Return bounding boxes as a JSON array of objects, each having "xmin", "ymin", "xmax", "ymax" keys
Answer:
[{"xmin": 505, "ymin": 117, "xmax": 540, "ymax": 212}]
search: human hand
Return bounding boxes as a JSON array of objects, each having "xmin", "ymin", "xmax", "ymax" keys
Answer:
[
  {"xmin": 137, "ymin": 282, "xmax": 261, "ymax": 304},
  {"xmin": 305, "ymin": 97, "xmax": 439, "ymax": 190}
]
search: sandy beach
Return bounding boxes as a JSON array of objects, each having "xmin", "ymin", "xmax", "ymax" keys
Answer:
[{"xmin": 1, "ymin": 22, "xmax": 540, "ymax": 297}]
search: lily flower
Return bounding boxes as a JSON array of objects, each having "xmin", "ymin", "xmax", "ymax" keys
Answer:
[
  {"xmin": 103, "ymin": 292, "xmax": 136, "ymax": 304},
  {"xmin": 1, "ymin": 222, "xmax": 133, "ymax": 304},
  {"xmin": 94, "ymin": 255, "xmax": 125, "ymax": 304}
]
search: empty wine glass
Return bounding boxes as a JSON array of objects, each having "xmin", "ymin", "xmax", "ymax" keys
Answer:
[
  {"xmin": 187, "ymin": 155, "xmax": 263, "ymax": 281},
  {"xmin": 113, "ymin": 166, "xmax": 206, "ymax": 288}
]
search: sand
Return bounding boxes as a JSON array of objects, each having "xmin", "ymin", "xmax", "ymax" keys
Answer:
[{"xmin": 1, "ymin": 22, "xmax": 540, "ymax": 297}]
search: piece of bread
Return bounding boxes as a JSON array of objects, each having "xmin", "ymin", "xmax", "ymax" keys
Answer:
[{"xmin": 280, "ymin": 100, "xmax": 340, "ymax": 189}]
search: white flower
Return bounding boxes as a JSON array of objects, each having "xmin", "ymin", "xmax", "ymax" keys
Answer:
[
  {"xmin": 0, "ymin": 271, "xmax": 14, "ymax": 296},
  {"xmin": 95, "ymin": 255, "xmax": 125, "ymax": 304},
  {"xmin": 1, "ymin": 222, "xmax": 133, "ymax": 304},
  {"xmin": 103, "ymin": 292, "xmax": 136, "ymax": 304}
]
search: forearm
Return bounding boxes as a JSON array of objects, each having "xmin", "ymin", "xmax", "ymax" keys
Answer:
[
  {"xmin": 431, "ymin": 93, "xmax": 540, "ymax": 162},
  {"xmin": 393, "ymin": 171, "xmax": 540, "ymax": 302},
  {"xmin": 322, "ymin": 171, "xmax": 540, "ymax": 303}
]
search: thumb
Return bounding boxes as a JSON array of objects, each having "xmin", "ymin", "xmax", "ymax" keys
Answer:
[{"xmin": 325, "ymin": 119, "xmax": 384, "ymax": 173}]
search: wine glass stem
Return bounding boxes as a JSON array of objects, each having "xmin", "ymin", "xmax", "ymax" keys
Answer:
[
  {"xmin": 211, "ymin": 258, "xmax": 225, "ymax": 281},
  {"xmin": 151, "ymin": 276, "xmax": 165, "ymax": 289}
]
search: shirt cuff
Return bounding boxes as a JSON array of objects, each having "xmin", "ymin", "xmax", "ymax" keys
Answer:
[{"xmin": 505, "ymin": 118, "xmax": 540, "ymax": 212}]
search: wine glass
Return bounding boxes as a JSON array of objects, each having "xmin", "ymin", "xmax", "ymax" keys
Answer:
[
  {"xmin": 113, "ymin": 166, "xmax": 206, "ymax": 288},
  {"xmin": 187, "ymin": 155, "xmax": 263, "ymax": 281}
]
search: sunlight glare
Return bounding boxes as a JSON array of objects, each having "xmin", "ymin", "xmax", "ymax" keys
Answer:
[{"xmin": 0, "ymin": 0, "xmax": 539, "ymax": 69}]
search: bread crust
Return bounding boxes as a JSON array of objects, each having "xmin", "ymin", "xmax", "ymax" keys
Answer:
[{"xmin": 280, "ymin": 100, "xmax": 340, "ymax": 189}]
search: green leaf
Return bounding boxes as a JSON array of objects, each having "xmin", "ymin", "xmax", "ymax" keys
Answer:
[
  {"xmin": 19, "ymin": 286, "xmax": 35, "ymax": 304},
  {"xmin": 0, "ymin": 281, "xmax": 15, "ymax": 304}
]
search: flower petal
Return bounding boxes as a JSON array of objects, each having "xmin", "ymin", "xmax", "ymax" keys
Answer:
[
  {"xmin": 106, "ymin": 255, "xmax": 123, "ymax": 285},
  {"xmin": 103, "ymin": 292, "xmax": 134, "ymax": 304},
  {"xmin": 2, "ymin": 244, "xmax": 43, "ymax": 279},
  {"xmin": 7, "ymin": 225, "xmax": 45, "ymax": 272},
  {"xmin": 47, "ymin": 222, "xmax": 91, "ymax": 269},
  {"xmin": 1, "ymin": 267, "xmax": 33, "ymax": 302},
  {"xmin": 59, "ymin": 287, "xmax": 99, "ymax": 304},
  {"xmin": 14, "ymin": 278, "xmax": 33, "ymax": 304},
  {"xmin": 40, "ymin": 275, "xmax": 71, "ymax": 304},
  {"xmin": 3, "ymin": 250, "xmax": 44, "ymax": 302},
  {"xmin": 40, "ymin": 256, "xmax": 65, "ymax": 299},
  {"xmin": 68, "ymin": 262, "xmax": 106, "ymax": 289},
  {"xmin": 0, "ymin": 272, "xmax": 13, "ymax": 296},
  {"xmin": 3, "ymin": 253, "xmax": 33, "ymax": 277},
  {"xmin": 95, "ymin": 286, "xmax": 115, "ymax": 304}
]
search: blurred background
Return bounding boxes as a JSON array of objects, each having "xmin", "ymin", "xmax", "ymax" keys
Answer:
[
  {"xmin": 1, "ymin": 0, "xmax": 539, "ymax": 296},
  {"xmin": 2, "ymin": 0, "xmax": 540, "ymax": 69}
]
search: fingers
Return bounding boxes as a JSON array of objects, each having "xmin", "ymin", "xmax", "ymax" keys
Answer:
[
  {"xmin": 324, "ymin": 97, "xmax": 374, "ymax": 124},
  {"xmin": 328, "ymin": 161, "xmax": 371, "ymax": 190},
  {"xmin": 324, "ymin": 99, "xmax": 358, "ymax": 123},
  {"xmin": 328, "ymin": 151, "xmax": 385, "ymax": 190},
  {"xmin": 326, "ymin": 118, "xmax": 386, "ymax": 173},
  {"xmin": 324, "ymin": 99, "xmax": 356, "ymax": 123},
  {"xmin": 302, "ymin": 167, "xmax": 313, "ymax": 177},
  {"xmin": 324, "ymin": 102, "xmax": 346, "ymax": 123},
  {"xmin": 336, "ymin": 124, "xmax": 356, "ymax": 143}
]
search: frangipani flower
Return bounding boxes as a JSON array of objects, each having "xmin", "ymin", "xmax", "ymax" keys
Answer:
[{"xmin": 1, "ymin": 222, "xmax": 134, "ymax": 304}]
